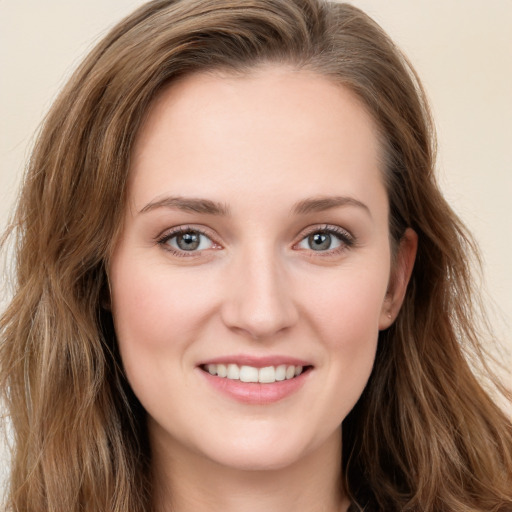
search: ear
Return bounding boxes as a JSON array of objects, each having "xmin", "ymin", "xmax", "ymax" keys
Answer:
[{"xmin": 379, "ymin": 228, "xmax": 417, "ymax": 330}]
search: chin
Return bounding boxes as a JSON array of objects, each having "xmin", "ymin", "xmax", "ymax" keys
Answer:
[
  {"xmin": 205, "ymin": 446, "xmax": 306, "ymax": 472},
  {"xmin": 193, "ymin": 426, "xmax": 337, "ymax": 473}
]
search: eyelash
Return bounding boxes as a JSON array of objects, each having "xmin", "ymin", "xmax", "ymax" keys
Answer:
[
  {"xmin": 294, "ymin": 225, "xmax": 355, "ymax": 256},
  {"xmin": 156, "ymin": 226, "xmax": 218, "ymax": 257},
  {"xmin": 156, "ymin": 224, "xmax": 355, "ymax": 257}
]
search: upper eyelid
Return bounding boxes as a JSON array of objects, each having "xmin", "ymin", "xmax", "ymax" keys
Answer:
[
  {"xmin": 292, "ymin": 225, "xmax": 356, "ymax": 256},
  {"xmin": 295, "ymin": 224, "xmax": 354, "ymax": 241},
  {"xmin": 156, "ymin": 226, "xmax": 221, "ymax": 257},
  {"xmin": 154, "ymin": 223, "xmax": 355, "ymax": 249},
  {"xmin": 156, "ymin": 224, "xmax": 218, "ymax": 242}
]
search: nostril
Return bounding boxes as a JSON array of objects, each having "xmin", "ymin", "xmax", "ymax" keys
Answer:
[{"xmin": 219, "ymin": 270, "xmax": 299, "ymax": 339}]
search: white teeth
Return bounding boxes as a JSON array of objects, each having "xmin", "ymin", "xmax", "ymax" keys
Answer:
[
  {"xmin": 285, "ymin": 365, "xmax": 295, "ymax": 380},
  {"xmin": 239, "ymin": 365, "xmax": 259, "ymax": 383},
  {"xmin": 275, "ymin": 364, "xmax": 286, "ymax": 381},
  {"xmin": 204, "ymin": 363, "xmax": 305, "ymax": 383},
  {"xmin": 227, "ymin": 364, "xmax": 240, "ymax": 379},
  {"xmin": 259, "ymin": 366, "xmax": 276, "ymax": 383}
]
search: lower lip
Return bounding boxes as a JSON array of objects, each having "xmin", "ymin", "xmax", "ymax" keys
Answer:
[{"xmin": 199, "ymin": 368, "xmax": 311, "ymax": 404}]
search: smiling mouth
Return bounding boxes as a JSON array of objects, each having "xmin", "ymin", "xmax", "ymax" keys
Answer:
[{"xmin": 200, "ymin": 363, "xmax": 312, "ymax": 384}]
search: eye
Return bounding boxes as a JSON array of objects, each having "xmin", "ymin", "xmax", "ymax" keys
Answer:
[
  {"xmin": 296, "ymin": 226, "xmax": 353, "ymax": 253},
  {"xmin": 158, "ymin": 228, "xmax": 216, "ymax": 254}
]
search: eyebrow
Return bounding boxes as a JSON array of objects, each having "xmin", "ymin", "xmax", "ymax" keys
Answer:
[
  {"xmin": 292, "ymin": 196, "xmax": 371, "ymax": 217},
  {"xmin": 139, "ymin": 194, "xmax": 370, "ymax": 217},
  {"xmin": 139, "ymin": 196, "xmax": 230, "ymax": 216}
]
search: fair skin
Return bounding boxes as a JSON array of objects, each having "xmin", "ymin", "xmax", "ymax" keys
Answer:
[{"xmin": 109, "ymin": 65, "xmax": 417, "ymax": 512}]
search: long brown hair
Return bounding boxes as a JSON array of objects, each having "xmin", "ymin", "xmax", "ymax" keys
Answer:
[{"xmin": 1, "ymin": 1, "xmax": 511, "ymax": 510}]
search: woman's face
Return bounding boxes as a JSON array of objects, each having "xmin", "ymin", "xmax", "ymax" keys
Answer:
[{"xmin": 109, "ymin": 66, "xmax": 415, "ymax": 471}]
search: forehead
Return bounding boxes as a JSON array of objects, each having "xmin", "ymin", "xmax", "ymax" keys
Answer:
[{"xmin": 128, "ymin": 65, "xmax": 386, "ymax": 214}]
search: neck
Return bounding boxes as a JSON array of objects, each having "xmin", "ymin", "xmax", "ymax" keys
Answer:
[{"xmin": 151, "ymin": 426, "xmax": 349, "ymax": 512}]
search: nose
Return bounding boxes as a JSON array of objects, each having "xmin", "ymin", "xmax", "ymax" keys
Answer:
[{"xmin": 220, "ymin": 248, "xmax": 299, "ymax": 340}]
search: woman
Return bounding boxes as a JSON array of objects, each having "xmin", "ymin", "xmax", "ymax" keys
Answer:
[{"xmin": 1, "ymin": 0, "xmax": 511, "ymax": 510}]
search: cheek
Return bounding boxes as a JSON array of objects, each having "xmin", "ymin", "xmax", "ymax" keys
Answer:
[
  {"xmin": 110, "ymin": 256, "xmax": 208, "ymax": 344},
  {"xmin": 108, "ymin": 250, "xmax": 229, "ymax": 402},
  {"xmin": 307, "ymin": 264, "xmax": 388, "ymax": 343},
  {"xmin": 108, "ymin": 256, "xmax": 203, "ymax": 390},
  {"xmin": 303, "ymin": 266, "xmax": 388, "ymax": 410},
  {"xmin": 111, "ymin": 271, "xmax": 172, "ymax": 351}
]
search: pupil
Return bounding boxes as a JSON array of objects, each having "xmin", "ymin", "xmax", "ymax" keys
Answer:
[
  {"xmin": 309, "ymin": 232, "xmax": 331, "ymax": 251},
  {"xmin": 177, "ymin": 232, "xmax": 200, "ymax": 251}
]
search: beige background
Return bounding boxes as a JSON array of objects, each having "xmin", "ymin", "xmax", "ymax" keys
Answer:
[{"xmin": 1, "ymin": 0, "xmax": 511, "ymax": 491}]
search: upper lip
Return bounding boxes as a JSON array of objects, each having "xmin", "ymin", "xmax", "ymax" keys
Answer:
[{"xmin": 198, "ymin": 355, "xmax": 313, "ymax": 368}]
